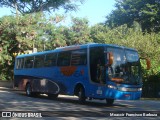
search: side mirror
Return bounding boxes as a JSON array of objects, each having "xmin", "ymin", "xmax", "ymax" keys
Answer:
[
  {"xmin": 108, "ymin": 52, "xmax": 114, "ymax": 65},
  {"xmin": 140, "ymin": 57, "xmax": 151, "ymax": 70}
]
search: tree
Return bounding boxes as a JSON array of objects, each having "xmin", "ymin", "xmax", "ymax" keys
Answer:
[
  {"xmin": 43, "ymin": 25, "xmax": 68, "ymax": 49},
  {"xmin": 0, "ymin": 13, "xmax": 56, "ymax": 80},
  {"xmin": 64, "ymin": 17, "xmax": 93, "ymax": 45},
  {"xmin": 0, "ymin": 0, "xmax": 84, "ymax": 14},
  {"xmin": 105, "ymin": 0, "xmax": 160, "ymax": 32},
  {"xmin": 90, "ymin": 23, "xmax": 109, "ymax": 43}
]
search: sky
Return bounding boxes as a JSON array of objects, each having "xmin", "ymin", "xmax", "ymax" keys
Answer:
[{"xmin": 0, "ymin": 0, "xmax": 116, "ymax": 26}]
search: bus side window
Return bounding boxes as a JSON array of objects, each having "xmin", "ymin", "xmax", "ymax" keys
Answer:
[
  {"xmin": 20, "ymin": 58, "xmax": 24, "ymax": 69},
  {"xmin": 34, "ymin": 55, "xmax": 44, "ymax": 68},
  {"xmin": 16, "ymin": 59, "xmax": 20, "ymax": 69},
  {"xmin": 71, "ymin": 49, "xmax": 87, "ymax": 66},
  {"xmin": 57, "ymin": 52, "xmax": 71, "ymax": 66},
  {"xmin": 24, "ymin": 57, "xmax": 34, "ymax": 68},
  {"xmin": 45, "ymin": 53, "xmax": 57, "ymax": 67},
  {"xmin": 16, "ymin": 58, "xmax": 24, "ymax": 69}
]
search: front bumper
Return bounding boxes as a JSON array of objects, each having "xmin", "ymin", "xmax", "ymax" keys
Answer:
[{"xmin": 105, "ymin": 88, "xmax": 142, "ymax": 100}]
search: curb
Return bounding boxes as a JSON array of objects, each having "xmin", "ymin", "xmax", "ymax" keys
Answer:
[
  {"xmin": 141, "ymin": 98, "xmax": 160, "ymax": 101},
  {"xmin": 0, "ymin": 87, "xmax": 20, "ymax": 91}
]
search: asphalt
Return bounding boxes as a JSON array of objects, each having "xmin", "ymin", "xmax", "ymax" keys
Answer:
[{"xmin": 0, "ymin": 87, "xmax": 159, "ymax": 101}]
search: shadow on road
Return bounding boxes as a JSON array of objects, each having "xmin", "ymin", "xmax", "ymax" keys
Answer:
[{"xmin": 16, "ymin": 91, "xmax": 129, "ymax": 108}]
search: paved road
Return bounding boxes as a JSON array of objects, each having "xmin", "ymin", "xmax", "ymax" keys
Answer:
[{"xmin": 0, "ymin": 88, "xmax": 159, "ymax": 120}]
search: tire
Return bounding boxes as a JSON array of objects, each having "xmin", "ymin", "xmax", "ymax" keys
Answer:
[
  {"xmin": 26, "ymin": 83, "xmax": 32, "ymax": 97},
  {"xmin": 106, "ymin": 98, "xmax": 114, "ymax": 106},
  {"xmin": 78, "ymin": 87, "xmax": 86, "ymax": 104},
  {"xmin": 48, "ymin": 93, "xmax": 58, "ymax": 99}
]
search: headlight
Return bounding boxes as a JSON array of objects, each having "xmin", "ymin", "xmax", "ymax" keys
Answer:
[
  {"xmin": 118, "ymin": 87, "xmax": 142, "ymax": 92},
  {"xmin": 108, "ymin": 85, "xmax": 117, "ymax": 89},
  {"xmin": 138, "ymin": 88, "xmax": 142, "ymax": 91}
]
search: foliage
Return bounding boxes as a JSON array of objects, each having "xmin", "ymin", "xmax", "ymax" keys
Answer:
[
  {"xmin": 34, "ymin": 17, "xmax": 93, "ymax": 51},
  {"xmin": 0, "ymin": 13, "xmax": 160, "ymax": 81},
  {"xmin": 90, "ymin": 23, "xmax": 109, "ymax": 43},
  {"xmin": 65, "ymin": 17, "xmax": 93, "ymax": 45},
  {"xmin": 105, "ymin": 0, "xmax": 160, "ymax": 32},
  {"xmin": 0, "ymin": 14, "xmax": 93, "ymax": 80},
  {"xmin": 0, "ymin": 13, "xmax": 63, "ymax": 80},
  {"xmin": 0, "ymin": 0, "xmax": 84, "ymax": 14}
]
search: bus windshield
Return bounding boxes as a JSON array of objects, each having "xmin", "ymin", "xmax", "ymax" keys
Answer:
[
  {"xmin": 125, "ymin": 50, "xmax": 141, "ymax": 84},
  {"xmin": 107, "ymin": 48, "xmax": 141, "ymax": 85}
]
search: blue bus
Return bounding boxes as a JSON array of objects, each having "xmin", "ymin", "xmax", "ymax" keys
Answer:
[{"xmin": 14, "ymin": 43, "xmax": 150, "ymax": 105}]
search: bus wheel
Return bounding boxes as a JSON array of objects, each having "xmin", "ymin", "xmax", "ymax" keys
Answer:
[
  {"xmin": 26, "ymin": 83, "xmax": 32, "ymax": 97},
  {"xmin": 106, "ymin": 98, "xmax": 114, "ymax": 106},
  {"xmin": 48, "ymin": 93, "xmax": 58, "ymax": 99},
  {"xmin": 78, "ymin": 87, "xmax": 86, "ymax": 104}
]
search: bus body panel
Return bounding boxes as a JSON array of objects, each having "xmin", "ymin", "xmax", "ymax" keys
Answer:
[
  {"xmin": 84, "ymin": 83, "xmax": 142, "ymax": 100},
  {"xmin": 14, "ymin": 75, "xmax": 61, "ymax": 94},
  {"xmin": 14, "ymin": 65, "xmax": 90, "ymax": 95}
]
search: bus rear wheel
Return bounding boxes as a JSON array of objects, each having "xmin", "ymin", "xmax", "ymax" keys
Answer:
[
  {"xmin": 77, "ymin": 87, "xmax": 86, "ymax": 104},
  {"xmin": 106, "ymin": 98, "xmax": 114, "ymax": 106}
]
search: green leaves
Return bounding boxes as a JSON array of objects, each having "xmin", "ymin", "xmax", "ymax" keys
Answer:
[
  {"xmin": 62, "ymin": 17, "xmax": 93, "ymax": 45},
  {"xmin": 0, "ymin": 11, "xmax": 160, "ymax": 81},
  {"xmin": 0, "ymin": 0, "xmax": 84, "ymax": 14},
  {"xmin": 0, "ymin": 13, "xmax": 47, "ymax": 80},
  {"xmin": 106, "ymin": 0, "xmax": 160, "ymax": 32}
]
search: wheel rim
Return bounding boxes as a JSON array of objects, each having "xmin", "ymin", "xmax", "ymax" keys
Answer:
[
  {"xmin": 78, "ymin": 89, "xmax": 82, "ymax": 100},
  {"xmin": 77, "ymin": 87, "xmax": 86, "ymax": 103},
  {"xmin": 26, "ymin": 85, "xmax": 31, "ymax": 96}
]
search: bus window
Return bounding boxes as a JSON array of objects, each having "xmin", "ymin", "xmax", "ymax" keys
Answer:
[
  {"xmin": 107, "ymin": 47, "xmax": 126, "ymax": 81},
  {"xmin": 34, "ymin": 55, "xmax": 44, "ymax": 68},
  {"xmin": 57, "ymin": 52, "xmax": 71, "ymax": 66},
  {"xmin": 24, "ymin": 57, "xmax": 34, "ymax": 68},
  {"xmin": 71, "ymin": 49, "xmax": 87, "ymax": 66},
  {"xmin": 16, "ymin": 58, "xmax": 24, "ymax": 69},
  {"xmin": 90, "ymin": 47, "xmax": 105, "ymax": 84},
  {"xmin": 45, "ymin": 53, "xmax": 57, "ymax": 67},
  {"xmin": 16, "ymin": 59, "xmax": 20, "ymax": 69}
]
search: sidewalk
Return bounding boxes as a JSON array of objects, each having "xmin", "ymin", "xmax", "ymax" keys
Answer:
[
  {"xmin": 0, "ymin": 86, "xmax": 20, "ymax": 91},
  {"xmin": 0, "ymin": 86, "xmax": 13, "ymax": 90}
]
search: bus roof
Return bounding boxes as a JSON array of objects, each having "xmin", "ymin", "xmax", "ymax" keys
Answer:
[{"xmin": 16, "ymin": 43, "xmax": 137, "ymax": 58}]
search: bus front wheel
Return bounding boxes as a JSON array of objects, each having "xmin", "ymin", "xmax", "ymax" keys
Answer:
[
  {"xmin": 106, "ymin": 98, "xmax": 114, "ymax": 106},
  {"xmin": 78, "ymin": 87, "xmax": 86, "ymax": 104}
]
